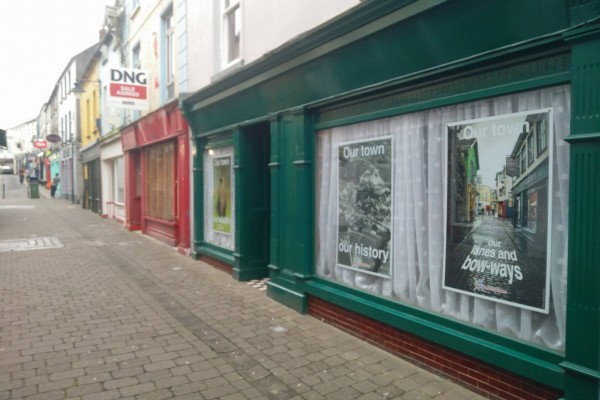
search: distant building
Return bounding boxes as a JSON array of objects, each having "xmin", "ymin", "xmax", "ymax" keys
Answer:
[
  {"xmin": 6, "ymin": 118, "xmax": 38, "ymax": 174},
  {"xmin": 510, "ymin": 112, "xmax": 550, "ymax": 237},
  {"xmin": 495, "ymin": 166, "xmax": 514, "ymax": 218}
]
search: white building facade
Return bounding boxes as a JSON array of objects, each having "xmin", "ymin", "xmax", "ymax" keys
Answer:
[{"xmin": 5, "ymin": 118, "xmax": 38, "ymax": 174}]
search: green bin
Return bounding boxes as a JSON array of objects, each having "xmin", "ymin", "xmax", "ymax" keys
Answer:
[{"xmin": 28, "ymin": 182, "xmax": 39, "ymax": 199}]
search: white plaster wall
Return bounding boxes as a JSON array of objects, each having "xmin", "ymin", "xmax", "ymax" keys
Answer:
[
  {"xmin": 182, "ymin": 0, "xmax": 360, "ymax": 90},
  {"xmin": 38, "ymin": 104, "xmax": 52, "ymax": 139},
  {"xmin": 57, "ymin": 63, "xmax": 79, "ymax": 143},
  {"xmin": 7, "ymin": 119, "xmax": 38, "ymax": 155},
  {"xmin": 184, "ymin": 0, "xmax": 215, "ymax": 91},
  {"xmin": 242, "ymin": 0, "xmax": 360, "ymax": 63}
]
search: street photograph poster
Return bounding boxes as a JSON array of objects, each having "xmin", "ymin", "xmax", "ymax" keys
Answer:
[
  {"xmin": 212, "ymin": 156, "xmax": 232, "ymax": 234},
  {"xmin": 337, "ymin": 137, "xmax": 393, "ymax": 278},
  {"xmin": 443, "ymin": 109, "xmax": 553, "ymax": 313}
]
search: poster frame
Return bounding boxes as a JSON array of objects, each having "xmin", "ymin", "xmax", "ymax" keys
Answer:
[
  {"xmin": 336, "ymin": 136, "xmax": 394, "ymax": 279},
  {"xmin": 442, "ymin": 108, "xmax": 554, "ymax": 313},
  {"xmin": 212, "ymin": 155, "xmax": 233, "ymax": 235}
]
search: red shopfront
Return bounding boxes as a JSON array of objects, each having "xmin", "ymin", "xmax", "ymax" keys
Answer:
[{"xmin": 121, "ymin": 101, "xmax": 191, "ymax": 254}]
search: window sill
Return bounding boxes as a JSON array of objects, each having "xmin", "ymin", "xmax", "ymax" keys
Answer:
[
  {"xmin": 130, "ymin": 5, "xmax": 140, "ymax": 20},
  {"xmin": 211, "ymin": 58, "xmax": 244, "ymax": 82}
]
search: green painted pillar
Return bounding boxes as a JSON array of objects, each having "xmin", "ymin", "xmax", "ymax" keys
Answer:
[
  {"xmin": 233, "ymin": 128, "xmax": 244, "ymax": 277},
  {"xmin": 562, "ymin": 28, "xmax": 600, "ymax": 400},
  {"xmin": 268, "ymin": 114, "xmax": 281, "ymax": 274},
  {"xmin": 191, "ymin": 137, "xmax": 205, "ymax": 259},
  {"xmin": 266, "ymin": 108, "xmax": 313, "ymax": 313}
]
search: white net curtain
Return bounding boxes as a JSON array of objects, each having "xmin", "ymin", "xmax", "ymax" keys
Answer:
[{"xmin": 315, "ymin": 85, "xmax": 570, "ymax": 351}]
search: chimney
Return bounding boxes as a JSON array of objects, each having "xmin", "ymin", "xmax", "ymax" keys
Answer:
[{"xmin": 99, "ymin": 28, "xmax": 108, "ymax": 41}]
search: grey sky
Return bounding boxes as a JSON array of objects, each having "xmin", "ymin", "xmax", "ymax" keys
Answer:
[
  {"xmin": 0, "ymin": 0, "xmax": 109, "ymax": 129},
  {"xmin": 454, "ymin": 113, "xmax": 531, "ymax": 187}
]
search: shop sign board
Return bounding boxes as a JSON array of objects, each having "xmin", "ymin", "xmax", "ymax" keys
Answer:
[
  {"xmin": 108, "ymin": 67, "xmax": 149, "ymax": 111},
  {"xmin": 46, "ymin": 133, "xmax": 61, "ymax": 143},
  {"xmin": 443, "ymin": 109, "xmax": 553, "ymax": 313},
  {"xmin": 212, "ymin": 156, "xmax": 232, "ymax": 234},
  {"xmin": 505, "ymin": 156, "xmax": 519, "ymax": 177},
  {"xmin": 61, "ymin": 146, "xmax": 72, "ymax": 160},
  {"xmin": 33, "ymin": 139, "xmax": 47, "ymax": 149},
  {"xmin": 337, "ymin": 137, "xmax": 393, "ymax": 278}
]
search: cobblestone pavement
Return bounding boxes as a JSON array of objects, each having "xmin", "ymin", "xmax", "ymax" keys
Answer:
[{"xmin": 0, "ymin": 175, "xmax": 485, "ymax": 399}]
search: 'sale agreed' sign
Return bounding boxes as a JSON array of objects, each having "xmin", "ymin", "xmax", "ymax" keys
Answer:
[{"xmin": 108, "ymin": 68, "xmax": 149, "ymax": 111}]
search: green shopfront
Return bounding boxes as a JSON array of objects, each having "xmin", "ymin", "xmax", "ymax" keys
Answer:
[{"xmin": 181, "ymin": 1, "xmax": 600, "ymax": 398}]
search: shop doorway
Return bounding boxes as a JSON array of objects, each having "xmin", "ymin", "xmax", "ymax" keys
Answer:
[
  {"xmin": 83, "ymin": 159, "xmax": 102, "ymax": 213},
  {"xmin": 234, "ymin": 122, "xmax": 271, "ymax": 281},
  {"xmin": 126, "ymin": 150, "xmax": 143, "ymax": 230}
]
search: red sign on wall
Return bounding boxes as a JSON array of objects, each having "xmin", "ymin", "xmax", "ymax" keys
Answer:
[{"xmin": 33, "ymin": 139, "xmax": 47, "ymax": 149}]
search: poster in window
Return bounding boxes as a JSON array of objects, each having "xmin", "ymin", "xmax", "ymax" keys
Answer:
[
  {"xmin": 443, "ymin": 109, "xmax": 553, "ymax": 313},
  {"xmin": 337, "ymin": 137, "xmax": 393, "ymax": 278},
  {"xmin": 213, "ymin": 156, "xmax": 232, "ymax": 234}
]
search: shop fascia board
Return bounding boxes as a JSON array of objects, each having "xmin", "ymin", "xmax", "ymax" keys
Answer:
[
  {"xmin": 183, "ymin": 18, "xmax": 575, "ymax": 135},
  {"xmin": 98, "ymin": 129, "xmax": 123, "ymax": 146}
]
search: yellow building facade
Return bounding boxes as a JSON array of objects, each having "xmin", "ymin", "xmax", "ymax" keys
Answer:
[{"xmin": 79, "ymin": 61, "xmax": 100, "ymax": 148}]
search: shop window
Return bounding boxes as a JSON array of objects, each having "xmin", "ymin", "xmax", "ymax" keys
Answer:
[
  {"xmin": 144, "ymin": 142, "xmax": 175, "ymax": 221},
  {"xmin": 527, "ymin": 134, "xmax": 535, "ymax": 166},
  {"xmin": 537, "ymin": 118, "xmax": 547, "ymax": 155},
  {"xmin": 203, "ymin": 145, "xmax": 235, "ymax": 250},
  {"xmin": 115, "ymin": 156, "xmax": 125, "ymax": 204},
  {"xmin": 132, "ymin": 43, "xmax": 141, "ymax": 70},
  {"xmin": 527, "ymin": 189, "xmax": 538, "ymax": 232},
  {"xmin": 315, "ymin": 85, "xmax": 570, "ymax": 351}
]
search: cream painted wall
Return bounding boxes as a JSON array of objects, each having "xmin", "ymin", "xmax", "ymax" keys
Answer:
[{"xmin": 126, "ymin": 0, "xmax": 176, "ymax": 114}]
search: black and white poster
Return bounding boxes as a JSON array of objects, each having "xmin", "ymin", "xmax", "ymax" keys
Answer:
[
  {"xmin": 337, "ymin": 137, "xmax": 393, "ymax": 278},
  {"xmin": 443, "ymin": 110, "xmax": 553, "ymax": 313}
]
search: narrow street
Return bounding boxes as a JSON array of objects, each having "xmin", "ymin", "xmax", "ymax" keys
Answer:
[
  {"xmin": 0, "ymin": 174, "xmax": 484, "ymax": 400},
  {"xmin": 446, "ymin": 212, "xmax": 548, "ymax": 310}
]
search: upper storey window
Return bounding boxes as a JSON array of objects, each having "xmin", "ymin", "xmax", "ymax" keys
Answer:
[
  {"xmin": 223, "ymin": 0, "xmax": 241, "ymax": 66},
  {"xmin": 163, "ymin": 6, "xmax": 175, "ymax": 100}
]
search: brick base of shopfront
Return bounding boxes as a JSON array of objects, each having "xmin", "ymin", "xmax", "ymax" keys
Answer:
[
  {"xmin": 199, "ymin": 254, "xmax": 234, "ymax": 275},
  {"xmin": 308, "ymin": 297, "xmax": 562, "ymax": 400}
]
